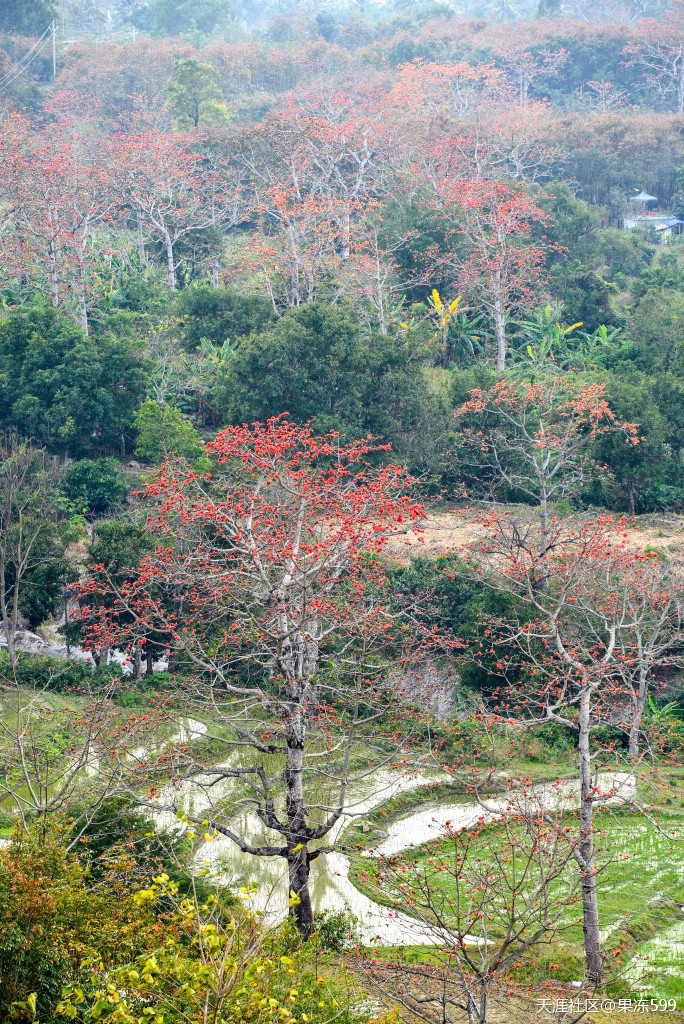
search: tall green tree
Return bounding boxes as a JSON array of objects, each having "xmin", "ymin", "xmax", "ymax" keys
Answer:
[
  {"xmin": 166, "ymin": 58, "xmax": 229, "ymax": 129},
  {"xmin": 591, "ymin": 372, "xmax": 672, "ymax": 514},
  {"xmin": 0, "ymin": 441, "xmax": 66, "ymax": 666},
  {"xmin": 219, "ymin": 301, "xmax": 434, "ymax": 456},
  {"xmin": 0, "ymin": 306, "xmax": 147, "ymax": 458}
]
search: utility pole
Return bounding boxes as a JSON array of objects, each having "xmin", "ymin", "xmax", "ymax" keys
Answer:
[{"xmin": 51, "ymin": 20, "xmax": 57, "ymax": 78}]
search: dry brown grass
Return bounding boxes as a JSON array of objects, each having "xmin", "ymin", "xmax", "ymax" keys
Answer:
[{"xmin": 384, "ymin": 506, "xmax": 684, "ymax": 565}]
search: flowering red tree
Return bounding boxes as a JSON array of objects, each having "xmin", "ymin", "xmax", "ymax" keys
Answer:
[
  {"xmin": 465, "ymin": 515, "xmax": 684, "ymax": 984},
  {"xmin": 433, "ymin": 181, "xmax": 554, "ymax": 372},
  {"xmin": 453, "ymin": 376, "xmax": 639, "ymax": 556},
  {"xmin": 494, "ymin": 46, "xmax": 568, "ymax": 108},
  {"xmin": 76, "ymin": 418, "xmax": 426, "ymax": 936},
  {"xmin": 362, "ymin": 807, "xmax": 579, "ymax": 1024},
  {"xmin": 0, "ymin": 111, "xmax": 113, "ymax": 333},
  {"xmin": 108, "ymin": 128, "xmax": 220, "ymax": 290},
  {"xmin": 227, "ymin": 83, "xmax": 396, "ymax": 310},
  {"xmin": 624, "ymin": 0, "xmax": 684, "ymax": 114}
]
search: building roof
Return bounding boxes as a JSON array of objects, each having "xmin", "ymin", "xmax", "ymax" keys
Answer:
[
  {"xmin": 630, "ymin": 191, "xmax": 658, "ymax": 203},
  {"xmin": 655, "ymin": 218, "xmax": 684, "ymax": 230}
]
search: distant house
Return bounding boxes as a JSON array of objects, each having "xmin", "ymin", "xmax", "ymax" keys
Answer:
[{"xmin": 606, "ymin": 191, "xmax": 684, "ymax": 240}]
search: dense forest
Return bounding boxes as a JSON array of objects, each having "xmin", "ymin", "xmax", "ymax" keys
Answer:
[{"xmin": 1, "ymin": 1, "xmax": 684, "ymax": 1023}]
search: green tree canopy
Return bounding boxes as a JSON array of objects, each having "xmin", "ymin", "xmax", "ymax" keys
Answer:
[
  {"xmin": 218, "ymin": 301, "xmax": 435, "ymax": 455},
  {"xmin": 0, "ymin": 0, "xmax": 55, "ymax": 35},
  {"xmin": 133, "ymin": 400, "xmax": 207, "ymax": 465},
  {"xmin": 63, "ymin": 458, "xmax": 129, "ymax": 517},
  {"xmin": 166, "ymin": 57, "xmax": 229, "ymax": 128},
  {"xmin": 590, "ymin": 371, "xmax": 675, "ymax": 514},
  {"xmin": 152, "ymin": 0, "xmax": 231, "ymax": 35},
  {"xmin": 176, "ymin": 285, "xmax": 275, "ymax": 350},
  {"xmin": 0, "ymin": 306, "xmax": 147, "ymax": 458}
]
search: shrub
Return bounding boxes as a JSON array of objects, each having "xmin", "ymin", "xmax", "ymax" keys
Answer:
[{"xmin": 63, "ymin": 458, "xmax": 128, "ymax": 516}]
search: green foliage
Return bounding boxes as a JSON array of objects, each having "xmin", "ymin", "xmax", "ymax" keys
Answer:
[
  {"xmin": 166, "ymin": 58, "xmax": 229, "ymax": 129},
  {"xmin": 314, "ymin": 910, "xmax": 357, "ymax": 951},
  {"xmin": 220, "ymin": 301, "xmax": 435, "ymax": 455},
  {"xmin": 133, "ymin": 400, "xmax": 207, "ymax": 465},
  {"xmin": 536, "ymin": 182, "xmax": 603, "ymax": 266},
  {"xmin": 512, "ymin": 306, "xmax": 620, "ymax": 375},
  {"xmin": 554, "ymin": 265, "xmax": 623, "ymax": 332},
  {"xmin": 71, "ymin": 797, "xmax": 198, "ymax": 889},
  {"xmin": 87, "ymin": 520, "xmax": 150, "ymax": 573},
  {"xmin": 596, "ymin": 229, "xmax": 653, "ymax": 282},
  {"xmin": 0, "ymin": 0, "xmax": 56, "ymax": 34},
  {"xmin": 175, "ymin": 285, "xmax": 275, "ymax": 351},
  {"xmin": 389, "ymin": 555, "xmax": 528, "ymax": 693},
  {"xmin": 151, "ymin": 0, "xmax": 231, "ymax": 35},
  {"xmin": 0, "ymin": 821, "xmax": 158, "ymax": 1024},
  {"xmin": 0, "ymin": 306, "xmax": 147, "ymax": 458},
  {"xmin": 7, "ymin": 652, "xmax": 123, "ymax": 693},
  {"xmin": 11, "ymin": 528, "xmax": 73, "ymax": 630},
  {"xmin": 588, "ymin": 370, "xmax": 678, "ymax": 514},
  {"xmin": 63, "ymin": 459, "xmax": 128, "ymax": 517},
  {"xmin": 56, "ymin": 873, "xmax": 360, "ymax": 1024},
  {"xmin": 628, "ymin": 288, "xmax": 684, "ymax": 375}
]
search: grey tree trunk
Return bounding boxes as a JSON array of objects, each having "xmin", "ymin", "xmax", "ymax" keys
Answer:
[
  {"xmin": 165, "ymin": 235, "xmax": 176, "ymax": 291},
  {"xmin": 493, "ymin": 298, "xmax": 506, "ymax": 373},
  {"xmin": 284, "ymin": 711, "xmax": 314, "ymax": 936},
  {"xmin": 136, "ymin": 211, "xmax": 148, "ymax": 280},
  {"xmin": 628, "ymin": 669, "xmax": 648, "ymax": 759},
  {"xmin": 48, "ymin": 241, "xmax": 60, "ymax": 308},
  {"xmin": 0, "ymin": 566, "xmax": 17, "ymax": 671},
  {"xmin": 578, "ymin": 688, "xmax": 603, "ymax": 985}
]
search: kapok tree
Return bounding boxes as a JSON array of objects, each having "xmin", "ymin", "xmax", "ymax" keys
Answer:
[
  {"xmin": 469, "ymin": 515, "xmax": 684, "ymax": 984},
  {"xmin": 0, "ymin": 112, "xmax": 113, "ymax": 334},
  {"xmin": 453, "ymin": 375, "xmax": 639, "ymax": 565},
  {"xmin": 361, "ymin": 803, "xmax": 579, "ymax": 1024},
  {"xmin": 109, "ymin": 128, "xmax": 219, "ymax": 291},
  {"xmin": 624, "ymin": 0, "xmax": 684, "ymax": 114},
  {"xmin": 494, "ymin": 46, "xmax": 568, "ymax": 108},
  {"xmin": 75, "ymin": 417, "xmax": 426, "ymax": 937},
  {"xmin": 434, "ymin": 181, "xmax": 554, "ymax": 373}
]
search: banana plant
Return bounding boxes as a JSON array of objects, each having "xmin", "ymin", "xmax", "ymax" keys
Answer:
[
  {"xmin": 398, "ymin": 290, "xmax": 466, "ymax": 364},
  {"xmin": 514, "ymin": 306, "xmax": 622, "ymax": 378},
  {"xmin": 647, "ymin": 694, "xmax": 684, "ymax": 723}
]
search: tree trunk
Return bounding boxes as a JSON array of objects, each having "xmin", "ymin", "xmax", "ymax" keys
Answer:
[
  {"xmin": 479, "ymin": 982, "xmax": 489, "ymax": 1024},
  {"xmin": 287, "ymin": 842, "xmax": 314, "ymax": 938},
  {"xmin": 628, "ymin": 669, "xmax": 648, "ymax": 759},
  {"xmin": 132, "ymin": 647, "xmax": 142, "ymax": 681},
  {"xmin": 493, "ymin": 298, "xmax": 506, "ymax": 374},
  {"xmin": 578, "ymin": 688, "xmax": 603, "ymax": 985},
  {"xmin": 284, "ymin": 710, "xmax": 314, "ymax": 937},
  {"xmin": 76, "ymin": 276, "xmax": 89, "ymax": 336},
  {"xmin": 165, "ymin": 235, "xmax": 176, "ymax": 291},
  {"xmin": 48, "ymin": 242, "xmax": 60, "ymax": 308},
  {"xmin": 627, "ymin": 479, "xmax": 635, "ymax": 517},
  {"xmin": 536, "ymin": 472, "xmax": 550, "ymax": 591},
  {"xmin": 136, "ymin": 211, "xmax": 148, "ymax": 280},
  {"xmin": 340, "ymin": 203, "xmax": 351, "ymax": 260},
  {"xmin": 0, "ymin": 566, "xmax": 17, "ymax": 671},
  {"xmin": 146, "ymin": 647, "xmax": 154, "ymax": 675}
]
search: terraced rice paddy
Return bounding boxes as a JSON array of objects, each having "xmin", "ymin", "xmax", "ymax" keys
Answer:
[{"xmin": 349, "ymin": 807, "xmax": 684, "ymax": 999}]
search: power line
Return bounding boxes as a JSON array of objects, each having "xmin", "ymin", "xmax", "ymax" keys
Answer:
[
  {"xmin": 0, "ymin": 23, "xmax": 53, "ymax": 91},
  {"xmin": 0, "ymin": 22, "xmax": 52, "ymax": 82}
]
